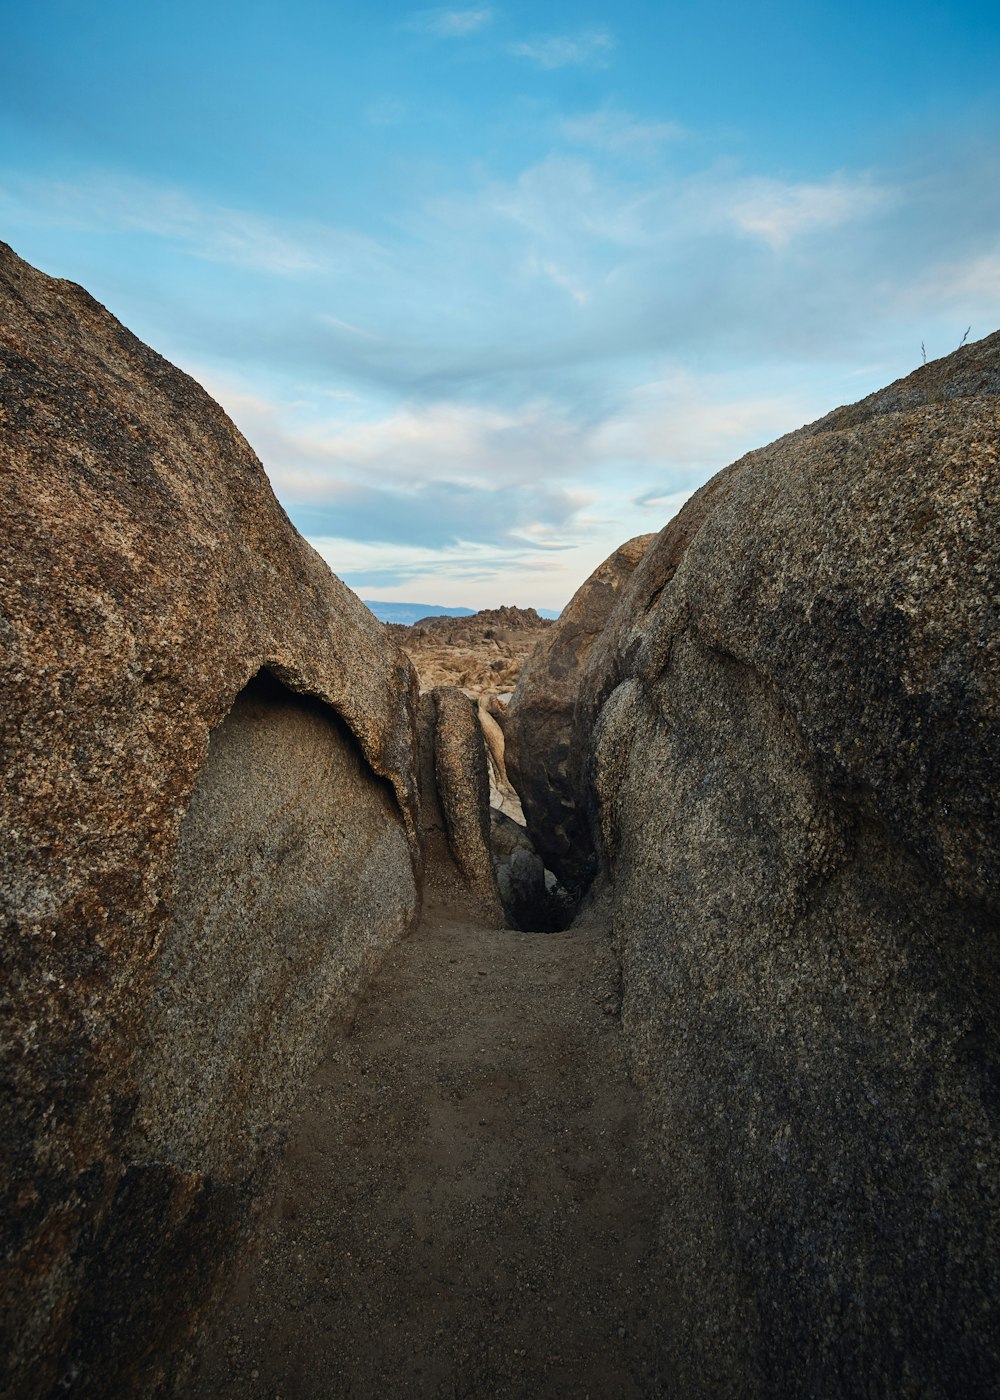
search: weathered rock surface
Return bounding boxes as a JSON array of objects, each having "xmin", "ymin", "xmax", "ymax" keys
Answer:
[
  {"xmin": 426, "ymin": 686, "xmax": 505, "ymax": 923},
  {"xmin": 389, "ymin": 604, "xmax": 554, "ymax": 695},
  {"xmin": 0, "ymin": 243, "xmax": 420, "ymax": 1399},
  {"xmin": 505, "ymin": 535, "xmax": 654, "ymax": 896},
  {"xmin": 477, "ymin": 697, "xmax": 524, "ymax": 822},
  {"xmin": 589, "ymin": 335, "xmax": 1000, "ymax": 1396}
]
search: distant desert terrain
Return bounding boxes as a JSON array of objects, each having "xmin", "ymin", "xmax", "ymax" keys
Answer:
[{"xmin": 387, "ymin": 604, "xmax": 555, "ymax": 697}]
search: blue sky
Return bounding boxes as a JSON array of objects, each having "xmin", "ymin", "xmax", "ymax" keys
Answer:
[{"xmin": 3, "ymin": 1, "xmax": 999, "ymax": 609}]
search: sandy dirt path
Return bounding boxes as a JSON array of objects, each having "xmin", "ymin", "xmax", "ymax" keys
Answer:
[{"xmin": 187, "ymin": 898, "xmax": 670, "ymax": 1399}]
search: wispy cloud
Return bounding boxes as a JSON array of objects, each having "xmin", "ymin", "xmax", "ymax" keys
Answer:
[
  {"xmin": 527, "ymin": 254, "xmax": 589, "ymax": 304},
  {"xmin": 406, "ymin": 7, "xmax": 494, "ymax": 37},
  {"xmin": 8, "ymin": 135, "xmax": 998, "ymax": 607},
  {"xmin": 0, "ymin": 172, "xmax": 385, "ymax": 277},
  {"xmin": 561, "ymin": 108, "xmax": 684, "ymax": 155},
  {"xmin": 319, "ymin": 313, "xmax": 381, "ymax": 341},
  {"xmin": 316, "ymin": 535, "xmax": 578, "ymax": 608},
  {"xmin": 592, "ymin": 367, "xmax": 827, "ymax": 472},
  {"xmin": 202, "ymin": 379, "xmax": 597, "ymax": 493},
  {"xmin": 902, "ymin": 248, "xmax": 1000, "ymax": 311},
  {"xmin": 730, "ymin": 175, "xmax": 890, "ymax": 249},
  {"xmin": 509, "ymin": 28, "xmax": 614, "ymax": 69}
]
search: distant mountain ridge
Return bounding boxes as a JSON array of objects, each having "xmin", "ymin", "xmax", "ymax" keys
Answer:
[
  {"xmin": 365, "ymin": 599, "xmax": 561, "ymax": 624},
  {"xmin": 363, "ymin": 601, "xmax": 475, "ymax": 625}
]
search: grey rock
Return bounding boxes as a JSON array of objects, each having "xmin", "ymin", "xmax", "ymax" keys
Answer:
[
  {"xmin": 589, "ymin": 332, "xmax": 1000, "ymax": 1397},
  {"xmin": 489, "ymin": 810, "xmax": 547, "ymax": 930}
]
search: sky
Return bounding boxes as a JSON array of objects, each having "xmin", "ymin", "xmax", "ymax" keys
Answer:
[{"xmin": 2, "ymin": 2, "xmax": 999, "ymax": 611}]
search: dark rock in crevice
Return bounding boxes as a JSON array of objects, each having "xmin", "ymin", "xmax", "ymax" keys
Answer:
[
  {"xmin": 504, "ymin": 533, "xmax": 655, "ymax": 903},
  {"xmin": 489, "ymin": 810, "xmax": 576, "ymax": 932}
]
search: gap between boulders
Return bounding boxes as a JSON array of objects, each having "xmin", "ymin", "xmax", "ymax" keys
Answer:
[{"xmin": 184, "ymin": 894, "xmax": 670, "ymax": 1399}]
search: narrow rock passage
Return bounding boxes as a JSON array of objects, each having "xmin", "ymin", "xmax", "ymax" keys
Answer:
[{"xmin": 188, "ymin": 897, "xmax": 670, "ymax": 1399}]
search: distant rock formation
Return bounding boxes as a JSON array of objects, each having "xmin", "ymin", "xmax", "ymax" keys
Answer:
[
  {"xmin": 584, "ymin": 336, "xmax": 1000, "ymax": 1395},
  {"xmin": 409, "ymin": 604, "xmax": 554, "ymax": 635},
  {"xmin": 0, "ymin": 243, "xmax": 421, "ymax": 1399},
  {"xmin": 388, "ymin": 605, "xmax": 554, "ymax": 695},
  {"xmin": 504, "ymin": 535, "xmax": 654, "ymax": 897}
]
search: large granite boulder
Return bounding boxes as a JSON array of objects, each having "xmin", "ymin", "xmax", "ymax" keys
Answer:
[
  {"xmin": 505, "ymin": 534, "xmax": 654, "ymax": 897},
  {"xmin": 0, "ymin": 244, "xmax": 421, "ymax": 1398},
  {"xmin": 589, "ymin": 335, "xmax": 1000, "ymax": 1396}
]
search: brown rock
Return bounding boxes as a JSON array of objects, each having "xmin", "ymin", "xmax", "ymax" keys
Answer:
[
  {"xmin": 0, "ymin": 243, "xmax": 420, "ymax": 1398},
  {"xmin": 588, "ymin": 334, "xmax": 1000, "ymax": 1395},
  {"xmin": 477, "ymin": 698, "xmax": 523, "ymax": 823},
  {"xmin": 429, "ymin": 686, "xmax": 505, "ymax": 922},
  {"xmin": 504, "ymin": 535, "xmax": 654, "ymax": 896}
]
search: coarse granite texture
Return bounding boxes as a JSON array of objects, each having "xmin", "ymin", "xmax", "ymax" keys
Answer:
[
  {"xmin": 589, "ymin": 332, "xmax": 1000, "ymax": 1397},
  {"xmin": 0, "ymin": 243, "xmax": 420, "ymax": 1399}
]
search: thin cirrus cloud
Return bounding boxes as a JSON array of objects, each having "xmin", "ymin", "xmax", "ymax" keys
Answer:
[
  {"xmin": 290, "ymin": 478, "xmax": 582, "ymax": 550},
  {"xmin": 33, "ymin": 142, "xmax": 989, "ymax": 407},
  {"xmin": 199, "ymin": 377, "xmax": 600, "ymax": 494},
  {"xmin": 0, "ymin": 171, "xmax": 384, "ymax": 279},
  {"xmin": 405, "ymin": 7, "xmax": 495, "ymax": 37},
  {"xmin": 1, "ymin": 151, "xmax": 931, "ymax": 403},
  {"xmin": 509, "ymin": 28, "xmax": 615, "ymax": 69},
  {"xmin": 729, "ymin": 176, "xmax": 893, "ymax": 250},
  {"xmin": 308, "ymin": 536, "xmax": 579, "ymax": 597},
  {"xmin": 560, "ymin": 108, "xmax": 685, "ymax": 156}
]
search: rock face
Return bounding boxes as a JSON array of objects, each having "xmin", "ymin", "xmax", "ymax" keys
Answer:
[
  {"xmin": 477, "ymin": 698, "xmax": 524, "ymax": 823},
  {"xmin": 422, "ymin": 687, "xmax": 505, "ymax": 922},
  {"xmin": 587, "ymin": 336, "xmax": 1000, "ymax": 1396},
  {"xmin": 416, "ymin": 687, "xmax": 559, "ymax": 929},
  {"xmin": 0, "ymin": 244, "xmax": 420, "ymax": 1398},
  {"xmin": 505, "ymin": 535, "xmax": 654, "ymax": 897}
]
